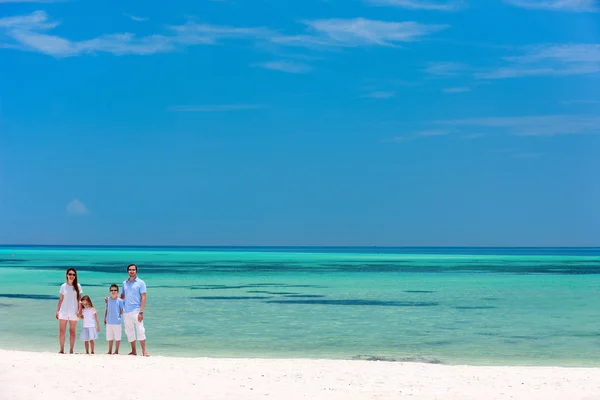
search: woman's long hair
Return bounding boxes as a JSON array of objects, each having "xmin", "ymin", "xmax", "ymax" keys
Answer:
[{"xmin": 66, "ymin": 268, "xmax": 81, "ymax": 302}]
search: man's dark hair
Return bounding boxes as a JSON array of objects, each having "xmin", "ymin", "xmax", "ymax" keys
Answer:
[
  {"xmin": 127, "ymin": 264, "xmax": 137, "ymax": 272},
  {"xmin": 110, "ymin": 284, "xmax": 119, "ymax": 291}
]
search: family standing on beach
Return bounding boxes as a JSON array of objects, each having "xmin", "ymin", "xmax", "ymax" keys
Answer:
[{"xmin": 55, "ymin": 264, "xmax": 149, "ymax": 357}]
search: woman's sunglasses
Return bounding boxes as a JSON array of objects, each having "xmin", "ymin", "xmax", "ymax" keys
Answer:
[{"xmin": 67, "ymin": 273, "xmax": 76, "ymax": 276}]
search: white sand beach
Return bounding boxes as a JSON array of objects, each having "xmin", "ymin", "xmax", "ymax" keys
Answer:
[{"xmin": 1, "ymin": 350, "xmax": 599, "ymax": 400}]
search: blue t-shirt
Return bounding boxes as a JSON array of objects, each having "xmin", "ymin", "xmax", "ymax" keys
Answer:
[
  {"xmin": 122, "ymin": 277, "xmax": 147, "ymax": 313},
  {"xmin": 106, "ymin": 297, "xmax": 124, "ymax": 325}
]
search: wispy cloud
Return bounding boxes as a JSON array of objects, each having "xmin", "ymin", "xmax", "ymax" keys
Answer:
[
  {"xmin": 425, "ymin": 62, "xmax": 468, "ymax": 76},
  {"xmin": 435, "ymin": 114, "xmax": 600, "ymax": 135},
  {"xmin": 478, "ymin": 44, "xmax": 600, "ymax": 79},
  {"xmin": 0, "ymin": 0, "xmax": 63, "ymax": 2},
  {"xmin": 67, "ymin": 199, "xmax": 89, "ymax": 216},
  {"xmin": 361, "ymin": 91, "xmax": 396, "ymax": 99},
  {"xmin": 418, "ymin": 129, "xmax": 451, "ymax": 136},
  {"xmin": 366, "ymin": 0, "xmax": 464, "ymax": 10},
  {"xmin": 168, "ymin": 104, "xmax": 265, "ymax": 112},
  {"xmin": 1, "ymin": 12, "xmax": 449, "ymax": 57},
  {"xmin": 505, "ymin": 0, "xmax": 598, "ymax": 12},
  {"xmin": 127, "ymin": 15, "xmax": 149, "ymax": 22},
  {"xmin": 0, "ymin": 11, "xmax": 270, "ymax": 57},
  {"xmin": 443, "ymin": 86, "xmax": 471, "ymax": 93},
  {"xmin": 255, "ymin": 60, "xmax": 312, "ymax": 73},
  {"xmin": 462, "ymin": 133, "xmax": 485, "ymax": 139},
  {"xmin": 388, "ymin": 129, "xmax": 451, "ymax": 143},
  {"xmin": 561, "ymin": 99, "xmax": 600, "ymax": 105},
  {"xmin": 273, "ymin": 18, "xmax": 449, "ymax": 48}
]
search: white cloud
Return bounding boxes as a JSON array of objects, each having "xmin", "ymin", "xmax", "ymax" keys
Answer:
[
  {"xmin": 505, "ymin": 0, "xmax": 598, "ymax": 12},
  {"xmin": 362, "ymin": 91, "xmax": 396, "ymax": 99},
  {"xmin": 435, "ymin": 114, "xmax": 600, "ymax": 135},
  {"xmin": 128, "ymin": 15, "xmax": 149, "ymax": 22},
  {"xmin": 255, "ymin": 60, "xmax": 312, "ymax": 73},
  {"xmin": 0, "ymin": 11, "xmax": 270, "ymax": 57},
  {"xmin": 168, "ymin": 104, "xmax": 265, "ymax": 112},
  {"xmin": 443, "ymin": 86, "xmax": 471, "ymax": 93},
  {"xmin": 424, "ymin": 62, "xmax": 468, "ymax": 76},
  {"xmin": 417, "ymin": 129, "xmax": 451, "ymax": 136},
  {"xmin": 366, "ymin": 0, "xmax": 464, "ymax": 10},
  {"xmin": 1, "ymin": 12, "xmax": 449, "ymax": 57},
  {"xmin": 0, "ymin": 0, "xmax": 63, "ymax": 2},
  {"xmin": 561, "ymin": 99, "xmax": 600, "ymax": 104},
  {"xmin": 478, "ymin": 44, "xmax": 600, "ymax": 79},
  {"xmin": 273, "ymin": 18, "xmax": 449, "ymax": 48},
  {"xmin": 67, "ymin": 199, "xmax": 89, "ymax": 216},
  {"xmin": 462, "ymin": 133, "xmax": 485, "ymax": 139}
]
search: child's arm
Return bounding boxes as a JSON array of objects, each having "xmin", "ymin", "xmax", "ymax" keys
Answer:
[{"xmin": 94, "ymin": 309, "xmax": 100, "ymax": 332}]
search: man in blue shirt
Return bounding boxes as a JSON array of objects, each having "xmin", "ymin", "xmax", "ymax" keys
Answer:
[{"xmin": 121, "ymin": 264, "xmax": 149, "ymax": 357}]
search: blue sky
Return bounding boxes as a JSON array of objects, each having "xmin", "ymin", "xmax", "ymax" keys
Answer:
[{"xmin": 0, "ymin": 0, "xmax": 599, "ymax": 246}]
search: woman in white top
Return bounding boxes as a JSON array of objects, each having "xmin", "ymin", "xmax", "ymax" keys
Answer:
[{"xmin": 55, "ymin": 268, "xmax": 83, "ymax": 354}]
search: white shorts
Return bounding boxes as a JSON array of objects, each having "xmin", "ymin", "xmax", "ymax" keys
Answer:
[
  {"xmin": 58, "ymin": 312, "xmax": 79, "ymax": 322},
  {"xmin": 106, "ymin": 324, "xmax": 122, "ymax": 341},
  {"xmin": 124, "ymin": 311, "xmax": 146, "ymax": 342}
]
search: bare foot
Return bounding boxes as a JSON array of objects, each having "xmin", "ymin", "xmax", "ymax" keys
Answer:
[
  {"xmin": 128, "ymin": 352, "xmax": 137, "ymax": 356},
  {"xmin": 58, "ymin": 351, "xmax": 65, "ymax": 354},
  {"xmin": 107, "ymin": 352, "xmax": 112, "ymax": 355},
  {"xmin": 142, "ymin": 352, "xmax": 150, "ymax": 357},
  {"xmin": 91, "ymin": 352, "xmax": 95, "ymax": 355},
  {"xmin": 114, "ymin": 352, "xmax": 119, "ymax": 355},
  {"xmin": 69, "ymin": 350, "xmax": 74, "ymax": 354}
]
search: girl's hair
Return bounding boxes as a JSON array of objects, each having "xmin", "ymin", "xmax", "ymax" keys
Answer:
[
  {"xmin": 65, "ymin": 268, "xmax": 81, "ymax": 302},
  {"xmin": 80, "ymin": 295, "xmax": 94, "ymax": 308}
]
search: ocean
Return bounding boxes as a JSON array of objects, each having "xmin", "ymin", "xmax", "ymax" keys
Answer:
[{"xmin": 0, "ymin": 246, "xmax": 598, "ymax": 366}]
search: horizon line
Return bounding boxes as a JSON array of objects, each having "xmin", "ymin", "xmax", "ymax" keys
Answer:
[{"xmin": 0, "ymin": 244, "xmax": 598, "ymax": 249}]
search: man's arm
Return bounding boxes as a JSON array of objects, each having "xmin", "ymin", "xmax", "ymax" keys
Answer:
[
  {"xmin": 104, "ymin": 305, "xmax": 108, "ymax": 325},
  {"xmin": 138, "ymin": 293, "xmax": 146, "ymax": 322}
]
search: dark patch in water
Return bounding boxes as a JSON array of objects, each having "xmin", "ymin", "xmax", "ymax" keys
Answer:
[
  {"xmin": 404, "ymin": 290, "xmax": 435, "ymax": 294},
  {"xmin": 0, "ymin": 258, "xmax": 27, "ymax": 263},
  {"xmin": 192, "ymin": 296, "xmax": 272, "ymax": 300},
  {"xmin": 476, "ymin": 332, "xmax": 500, "ymax": 337},
  {"xmin": 282, "ymin": 294, "xmax": 326, "ymax": 298},
  {"xmin": 0, "ymin": 293, "xmax": 58, "ymax": 300},
  {"xmin": 506, "ymin": 335, "xmax": 538, "ymax": 340},
  {"xmin": 265, "ymin": 299, "xmax": 439, "ymax": 307},
  {"xmin": 0, "ymin": 303, "xmax": 14, "ymax": 307},
  {"xmin": 454, "ymin": 306, "xmax": 497, "ymax": 310},
  {"xmin": 246, "ymin": 290, "xmax": 299, "ymax": 295},
  {"xmin": 482, "ymin": 297, "xmax": 499, "ymax": 301},
  {"xmin": 352, "ymin": 355, "xmax": 442, "ymax": 364}
]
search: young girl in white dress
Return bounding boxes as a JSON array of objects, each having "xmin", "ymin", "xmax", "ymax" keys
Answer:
[{"xmin": 80, "ymin": 295, "xmax": 100, "ymax": 354}]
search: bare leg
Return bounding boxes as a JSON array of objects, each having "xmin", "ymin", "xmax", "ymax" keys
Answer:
[
  {"xmin": 140, "ymin": 340, "xmax": 149, "ymax": 357},
  {"xmin": 84, "ymin": 341, "xmax": 90, "ymax": 354},
  {"xmin": 114, "ymin": 340, "xmax": 120, "ymax": 354},
  {"xmin": 68, "ymin": 320, "xmax": 77, "ymax": 354},
  {"xmin": 90, "ymin": 340, "xmax": 95, "ymax": 354},
  {"xmin": 128, "ymin": 341, "xmax": 137, "ymax": 356},
  {"xmin": 108, "ymin": 340, "xmax": 113, "ymax": 354},
  {"xmin": 58, "ymin": 320, "xmax": 67, "ymax": 353}
]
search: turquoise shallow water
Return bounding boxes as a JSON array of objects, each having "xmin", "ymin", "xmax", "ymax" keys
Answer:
[{"xmin": 0, "ymin": 246, "xmax": 599, "ymax": 366}]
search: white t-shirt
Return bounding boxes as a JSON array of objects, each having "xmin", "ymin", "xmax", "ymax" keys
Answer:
[
  {"xmin": 82, "ymin": 308, "xmax": 97, "ymax": 328},
  {"xmin": 59, "ymin": 283, "xmax": 82, "ymax": 316}
]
